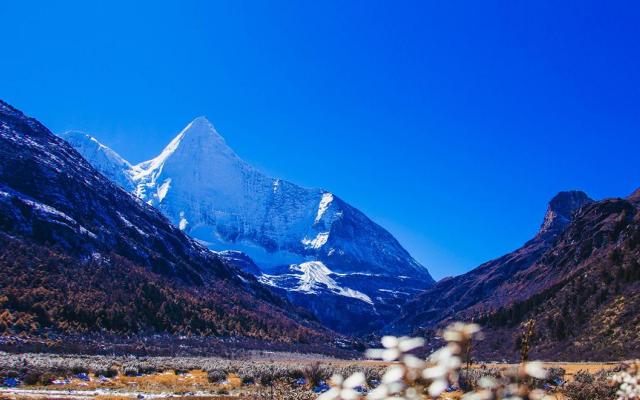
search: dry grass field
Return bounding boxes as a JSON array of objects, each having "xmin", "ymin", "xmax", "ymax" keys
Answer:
[{"xmin": 0, "ymin": 359, "xmax": 628, "ymax": 400}]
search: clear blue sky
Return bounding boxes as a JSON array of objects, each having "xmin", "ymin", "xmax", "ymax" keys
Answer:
[{"xmin": 1, "ymin": 1, "xmax": 639, "ymax": 279}]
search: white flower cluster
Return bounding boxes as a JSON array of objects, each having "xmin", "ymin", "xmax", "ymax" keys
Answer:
[
  {"xmin": 365, "ymin": 336, "xmax": 426, "ymax": 399},
  {"xmin": 613, "ymin": 361, "xmax": 640, "ymax": 400},
  {"xmin": 318, "ymin": 373, "xmax": 366, "ymax": 400},
  {"xmin": 422, "ymin": 322, "xmax": 480, "ymax": 397},
  {"xmin": 317, "ymin": 322, "xmax": 553, "ymax": 400}
]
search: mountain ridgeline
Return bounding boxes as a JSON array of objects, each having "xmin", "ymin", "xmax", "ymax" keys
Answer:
[{"xmin": 63, "ymin": 117, "xmax": 434, "ymax": 334}]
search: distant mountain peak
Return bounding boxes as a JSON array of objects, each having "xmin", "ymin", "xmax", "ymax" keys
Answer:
[
  {"xmin": 59, "ymin": 130, "xmax": 134, "ymax": 190},
  {"xmin": 61, "ymin": 130, "xmax": 94, "ymax": 143},
  {"xmin": 60, "ymin": 130, "xmax": 131, "ymax": 167},
  {"xmin": 182, "ymin": 116, "xmax": 224, "ymax": 142},
  {"xmin": 177, "ymin": 116, "xmax": 238, "ymax": 159},
  {"xmin": 539, "ymin": 190, "xmax": 593, "ymax": 236},
  {"xmin": 191, "ymin": 115, "xmax": 212, "ymax": 125},
  {"xmin": 132, "ymin": 117, "xmax": 244, "ymax": 187}
]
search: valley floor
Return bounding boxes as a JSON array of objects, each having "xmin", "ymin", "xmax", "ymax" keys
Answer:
[{"xmin": 0, "ymin": 352, "xmax": 628, "ymax": 400}]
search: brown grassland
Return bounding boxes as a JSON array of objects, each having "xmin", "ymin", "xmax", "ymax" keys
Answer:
[{"xmin": 0, "ymin": 360, "xmax": 625, "ymax": 400}]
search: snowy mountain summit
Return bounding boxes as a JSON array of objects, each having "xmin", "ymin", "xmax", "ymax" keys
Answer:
[{"xmin": 61, "ymin": 118, "xmax": 434, "ymax": 333}]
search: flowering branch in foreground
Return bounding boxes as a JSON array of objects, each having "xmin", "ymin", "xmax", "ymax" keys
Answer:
[
  {"xmin": 318, "ymin": 322, "xmax": 557, "ymax": 400},
  {"xmin": 612, "ymin": 361, "xmax": 640, "ymax": 400}
]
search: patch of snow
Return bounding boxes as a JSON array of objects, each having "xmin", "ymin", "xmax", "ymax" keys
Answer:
[
  {"xmin": 315, "ymin": 192, "xmax": 333, "ymax": 223},
  {"xmin": 292, "ymin": 261, "xmax": 373, "ymax": 304},
  {"xmin": 117, "ymin": 212, "xmax": 149, "ymax": 237},
  {"xmin": 178, "ymin": 211, "xmax": 188, "ymax": 231},
  {"xmin": 301, "ymin": 232, "xmax": 329, "ymax": 249},
  {"xmin": 156, "ymin": 178, "xmax": 171, "ymax": 202},
  {"xmin": 78, "ymin": 226, "xmax": 97, "ymax": 239},
  {"xmin": 341, "ymin": 271, "xmax": 382, "ymax": 277},
  {"xmin": 378, "ymin": 288, "xmax": 410, "ymax": 296},
  {"xmin": 22, "ymin": 199, "xmax": 76, "ymax": 224}
]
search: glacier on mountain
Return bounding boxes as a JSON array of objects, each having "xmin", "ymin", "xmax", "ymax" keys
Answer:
[{"xmin": 260, "ymin": 261, "xmax": 373, "ymax": 305}]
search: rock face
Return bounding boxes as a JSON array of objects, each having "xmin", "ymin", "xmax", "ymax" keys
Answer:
[
  {"xmin": 0, "ymin": 99, "xmax": 327, "ymax": 342},
  {"xmin": 539, "ymin": 190, "xmax": 593, "ymax": 237},
  {"xmin": 63, "ymin": 117, "xmax": 434, "ymax": 333},
  {"xmin": 390, "ymin": 190, "xmax": 640, "ymax": 361}
]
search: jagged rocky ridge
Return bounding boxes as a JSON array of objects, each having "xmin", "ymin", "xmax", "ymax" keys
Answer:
[
  {"xmin": 0, "ymin": 99, "xmax": 328, "ymax": 343},
  {"xmin": 388, "ymin": 191, "xmax": 593, "ymax": 331},
  {"xmin": 391, "ymin": 190, "xmax": 640, "ymax": 361},
  {"xmin": 63, "ymin": 117, "xmax": 434, "ymax": 333}
]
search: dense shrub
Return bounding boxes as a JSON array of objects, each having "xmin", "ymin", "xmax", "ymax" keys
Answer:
[
  {"xmin": 3, "ymin": 370, "xmax": 19, "ymax": 379},
  {"xmin": 563, "ymin": 372, "xmax": 616, "ymax": 400},
  {"xmin": 137, "ymin": 364, "xmax": 157, "ymax": 375},
  {"xmin": 258, "ymin": 367, "xmax": 277, "ymax": 386},
  {"xmin": 546, "ymin": 367, "xmax": 566, "ymax": 383},
  {"xmin": 362, "ymin": 366, "xmax": 383, "ymax": 387},
  {"xmin": 95, "ymin": 368, "xmax": 118, "ymax": 378},
  {"xmin": 174, "ymin": 369, "xmax": 188, "ymax": 375},
  {"xmin": 39, "ymin": 372, "xmax": 57, "ymax": 385},
  {"xmin": 530, "ymin": 367, "xmax": 566, "ymax": 389},
  {"xmin": 207, "ymin": 370, "xmax": 227, "ymax": 384},
  {"xmin": 303, "ymin": 362, "xmax": 327, "ymax": 387},
  {"xmin": 238, "ymin": 367, "xmax": 257, "ymax": 385},
  {"xmin": 21, "ymin": 371, "xmax": 42, "ymax": 385},
  {"xmin": 71, "ymin": 365, "xmax": 89, "ymax": 375},
  {"xmin": 459, "ymin": 367, "xmax": 502, "ymax": 391}
]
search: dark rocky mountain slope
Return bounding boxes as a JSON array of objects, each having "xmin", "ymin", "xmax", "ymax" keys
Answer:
[
  {"xmin": 390, "ymin": 191, "xmax": 593, "ymax": 331},
  {"xmin": 392, "ymin": 190, "xmax": 640, "ymax": 361},
  {"xmin": 0, "ymin": 99, "xmax": 327, "ymax": 344}
]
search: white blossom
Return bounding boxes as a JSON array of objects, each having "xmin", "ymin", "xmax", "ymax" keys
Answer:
[
  {"xmin": 366, "ymin": 336, "xmax": 425, "ymax": 362},
  {"xmin": 524, "ymin": 361, "xmax": 547, "ymax": 380},
  {"xmin": 319, "ymin": 373, "xmax": 366, "ymax": 400},
  {"xmin": 613, "ymin": 367, "xmax": 640, "ymax": 400}
]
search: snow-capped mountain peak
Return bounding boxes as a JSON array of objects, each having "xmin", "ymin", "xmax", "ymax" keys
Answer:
[
  {"xmin": 130, "ymin": 117, "xmax": 257, "ymax": 212},
  {"xmin": 172, "ymin": 116, "xmax": 239, "ymax": 161},
  {"xmin": 133, "ymin": 116, "xmax": 242, "ymax": 179},
  {"xmin": 63, "ymin": 117, "xmax": 435, "ymax": 333}
]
